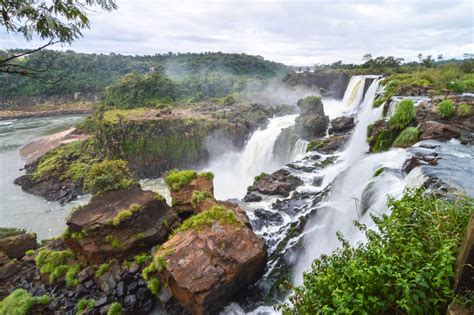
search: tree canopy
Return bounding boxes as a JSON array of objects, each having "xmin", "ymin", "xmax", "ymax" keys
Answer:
[{"xmin": 0, "ymin": 0, "xmax": 117, "ymax": 75}]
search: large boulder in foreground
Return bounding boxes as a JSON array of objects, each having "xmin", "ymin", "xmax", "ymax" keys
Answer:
[
  {"xmin": 65, "ymin": 186, "xmax": 179, "ymax": 264},
  {"xmin": 294, "ymin": 96, "xmax": 329, "ymax": 140},
  {"xmin": 149, "ymin": 206, "xmax": 267, "ymax": 314}
]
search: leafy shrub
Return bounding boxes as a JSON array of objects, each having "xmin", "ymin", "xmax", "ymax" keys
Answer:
[
  {"xmin": 76, "ymin": 298, "xmax": 96, "ymax": 315},
  {"xmin": 437, "ymin": 100, "xmax": 455, "ymax": 119},
  {"xmin": 388, "ymin": 99, "xmax": 416, "ymax": 129},
  {"xmin": 147, "ymin": 278, "xmax": 161, "ymax": 296},
  {"xmin": 457, "ymin": 102, "xmax": 472, "ymax": 117},
  {"xmin": 191, "ymin": 191, "xmax": 213, "ymax": 207},
  {"xmin": 134, "ymin": 253, "xmax": 152, "ymax": 265},
  {"xmin": 84, "ymin": 160, "xmax": 137, "ymax": 195},
  {"xmin": 0, "ymin": 227, "xmax": 25, "ymax": 239},
  {"xmin": 198, "ymin": 171, "xmax": 214, "ymax": 181},
  {"xmin": 172, "ymin": 205, "xmax": 242, "ymax": 236},
  {"xmin": 34, "ymin": 248, "xmax": 80, "ymax": 286},
  {"xmin": 107, "ymin": 302, "xmax": 123, "ymax": 315},
  {"xmin": 164, "ymin": 170, "xmax": 197, "ymax": 191},
  {"xmin": 95, "ymin": 262, "xmax": 111, "ymax": 278},
  {"xmin": 280, "ymin": 189, "xmax": 473, "ymax": 314},
  {"xmin": 105, "ymin": 235, "xmax": 122, "ymax": 249},
  {"xmin": 393, "ymin": 127, "xmax": 420, "ymax": 148},
  {"xmin": 0, "ymin": 289, "xmax": 50, "ymax": 315}
]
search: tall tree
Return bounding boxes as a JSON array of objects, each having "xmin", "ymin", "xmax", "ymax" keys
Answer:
[{"xmin": 0, "ymin": 0, "xmax": 117, "ymax": 75}]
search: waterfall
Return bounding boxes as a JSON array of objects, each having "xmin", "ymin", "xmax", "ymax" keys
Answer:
[
  {"xmin": 205, "ymin": 114, "xmax": 298, "ymax": 199},
  {"xmin": 341, "ymin": 76, "xmax": 366, "ymax": 110},
  {"xmin": 288, "ymin": 138, "xmax": 308, "ymax": 162},
  {"xmin": 292, "ymin": 77, "xmax": 410, "ymax": 284}
]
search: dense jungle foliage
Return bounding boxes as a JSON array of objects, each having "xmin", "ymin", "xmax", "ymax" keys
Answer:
[
  {"xmin": 280, "ymin": 189, "xmax": 473, "ymax": 314},
  {"xmin": 0, "ymin": 50, "xmax": 289, "ymax": 102}
]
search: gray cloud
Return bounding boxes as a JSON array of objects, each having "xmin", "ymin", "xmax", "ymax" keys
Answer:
[{"xmin": 0, "ymin": 0, "xmax": 472, "ymax": 65}]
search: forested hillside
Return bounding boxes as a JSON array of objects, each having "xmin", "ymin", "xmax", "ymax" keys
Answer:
[{"xmin": 0, "ymin": 50, "xmax": 290, "ymax": 105}]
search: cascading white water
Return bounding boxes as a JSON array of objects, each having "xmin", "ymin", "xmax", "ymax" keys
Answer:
[
  {"xmin": 288, "ymin": 139, "xmax": 308, "ymax": 162},
  {"xmin": 341, "ymin": 76, "xmax": 366, "ymax": 111},
  {"xmin": 205, "ymin": 114, "xmax": 298, "ymax": 200},
  {"xmin": 292, "ymin": 77, "xmax": 412, "ymax": 284}
]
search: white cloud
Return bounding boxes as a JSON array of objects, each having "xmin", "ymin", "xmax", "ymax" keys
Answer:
[{"xmin": 0, "ymin": 0, "xmax": 472, "ymax": 65}]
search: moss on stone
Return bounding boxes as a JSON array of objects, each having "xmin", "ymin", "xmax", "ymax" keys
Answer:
[
  {"xmin": 84, "ymin": 160, "xmax": 137, "ymax": 195},
  {"xmin": 147, "ymin": 278, "xmax": 161, "ymax": 297},
  {"xmin": 393, "ymin": 127, "xmax": 420, "ymax": 148},
  {"xmin": 110, "ymin": 203, "xmax": 141, "ymax": 226},
  {"xmin": 153, "ymin": 193, "xmax": 166, "ymax": 202},
  {"xmin": 71, "ymin": 230, "xmax": 87, "ymax": 241},
  {"xmin": 95, "ymin": 262, "xmax": 111, "ymax": 278},
  {"xmin": 105, "ymin": 235, "xmax": 122, "ymax": 249},
  {"xmin": 198, "ymin": 171, "xmax": 214, "ymax": 181},
  {"xmin": 76, "ymin": 298, "xmax": 96, "ymax": 315},
  {"xmin": 34, "ymin": 248, "xmax": 80, "ymax": 286},
  {"xmin": 313, "ymin": 156, "xmax": 337, "ymax": 168},
  {"xmin": 371, "ymin": 129, "xmax": 398, "ymax": 153},
  {"xmin": 165, "ymin": 169, "xmax": 197, "ymax": 191},
  {"xmin": 134, "ymin": 253, "xmax": 152, "ymax": 265},
  {"xmin": 191, "ymin": 191, "xmax": 213, "ymax": 207},
  {"xmin": 142, "ymin": 263, "xmax": 157, "ymax": 281},
  {"xmin": 172, "ymin": 205, "xmax": 242, "ymax": 236},
  {"xmin": 107, "ymin": 302, "xmax": 122, "ymax": 315},
  {"xmin": 0, "ymin": 289, "xmax": 51, "ymax": 315}
]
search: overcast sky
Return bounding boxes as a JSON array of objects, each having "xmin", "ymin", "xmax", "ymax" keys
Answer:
[{"xmin": 1, "ymin": 0, "xmax": 473, "ymax": 65}]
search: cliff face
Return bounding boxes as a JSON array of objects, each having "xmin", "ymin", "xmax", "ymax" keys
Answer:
[
  {"xmin": 15, "ymin": 103, "xmax": 273, "ymax": 202},
  {"xmin": 285, "ymin": 71, "xmax": 351, "ymax": 99}
]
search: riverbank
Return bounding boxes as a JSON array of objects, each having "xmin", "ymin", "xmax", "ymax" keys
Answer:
[{"xmin": 0, "ymin": 102, "xmax": 93, "ymax": 121}]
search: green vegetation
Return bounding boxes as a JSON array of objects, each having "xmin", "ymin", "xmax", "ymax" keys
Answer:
[
  {"xmin": 32, "ymin": 141, "xmax": 96, "ymax": 182},
  {"xmin": 172, "ymin": 205, "xmax": 242, "ymax": 236},
  {"xmin": 102, "ymin": 72, "xmax": 176, "ymax": 108},
  {"xmin": 76, "ymin": 298, "xmax": 96, "ymax": 315},
  {"xmin": 388, "ymin": 99, "xmax": 416, "ymax": 129},
  {"xmin": 134, "ymin": 253, "xmax": 152, "ymax": 265},
  {"xmin": 153, "ymin": 193, "xmax": 166, "ymax": 202},
  {"xmin": 437, "ymin": 100, "xmax": 456, "ymax": 119},
  {"xmin": 25, "ymin": 249, "xmax": 35, "ymax": 257},
  {"xmin": 313, "ymin": 156, "xmax": 337, "ymax": 168},
  {"xmin": 457, "ymin": 102, "xmax": 472, "ymax": 117},
  {"xmin": 147, "ymin": 278, "xmax": 161, "ymax": 296},
  {"xmin": 254, "ymin": 172, "xmax": 268, "ymax": 182},
  {"xmin": 142, "ymin": 263, "xmax": 157, "ymax": 281},
  {"xmin": 83, "ymin": 160, "xmax": 137, "ymax": 195},
  {"xmin": 198, "ymin": 171, "xmax": 214, "ymax": 181},
  {"xmin": 0, "ymin": 289, "xmax": 50, "ymax": 315},
  {"xmin": 191, "ymin": 191, "xmax": 213, "ymax": 207},
  {"xmin": 371, "ymin": 129, "xmax": 398, "ymax": 153},
  {"xmin": 281, "ymin": 189, "xmax": 473, "ymax": 314},
  {"xmin": 34, "ymin": 248, "xmax": 81, "ymax": 286},
  {"xmin": 105, "ymin": 235, "xmax": 122, "ymax": 249},
  {"xmin": 110, "ymin": 204, "xmax": 141, "ymax": 226},
  {"xmin": 107, "ymin": 302, "xmax": 123, "ymax": 315},
  {"xmin": 71, "ymin": 230, "xmax": 87, "ymax": 241},
  {"xmin": 95, "ymin": 263, "xmax": 111, "ymax": 278},
  {"xmin": 373, "ymin": 167, "xmax": 385, "ymax": 177},
  {"xmin": 393, "ymin": 127, "xmax": 421, "ymax": 148},
  {"xmin": 102, "ymin": 108, "xmax": 148, "ymax": 123},
  {"xmin": 165, "ymin": 169, "xmax": 197, "ymax": 191},
  {"xmin": 0, "ymin": 227, "xmax": 25, "ymax": 239},
  {"xmin": 0, "ymin": 51, "xmax": 288, "ymax": 106}
]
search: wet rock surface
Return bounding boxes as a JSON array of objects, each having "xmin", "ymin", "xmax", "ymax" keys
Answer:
[
  {"xmin": 294, "ymin": 96, "xmax": 330, "ymax": 140},
  {"xmin": 246, "ymin": 169, "xmax": 303, "ymax": 198},
  {"xmin": 66, "ymin": 186, "xmax": 179, "ymax": 264},
  {"xmin": 170, "ymin": 176, "xmax": 214, "ymax": 218},
  {"xmin": 330, "ymin": 116, "xmax": 355, "ymax": 134}
]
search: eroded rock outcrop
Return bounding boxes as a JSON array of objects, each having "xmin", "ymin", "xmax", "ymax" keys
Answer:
[
  {"xmin": 246, "ymin": 169, "xmax": 303, "ymax": 198},
  {"xmin": 330, "ymin": 116, "xmax": 355, "ymax": 134},
  {"xmin": 65, "ymin": 186, "xmax": 179, "ymax": 264},
  {"xmin": 294, "ymin": 96, "xmax": 329, "ymax": 140},
  {"xmin": 149, "ymin": 210, "xmax": 266, "ymax": 314}
]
